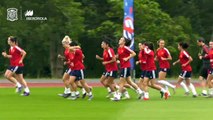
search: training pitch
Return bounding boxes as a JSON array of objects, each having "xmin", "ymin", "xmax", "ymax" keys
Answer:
[{"xmin": 0, "ymin": 85, "xmax": 212, "ymax": 120}]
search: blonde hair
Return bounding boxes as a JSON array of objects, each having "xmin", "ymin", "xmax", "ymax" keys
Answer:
[{"xmin": 62, "ymin": 35, "xmax": 72, "ymax": 44}]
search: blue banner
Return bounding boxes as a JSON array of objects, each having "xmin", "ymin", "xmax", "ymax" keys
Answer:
[{"xmin": 123, "ymin": 0, "xmax": 134, "ymax": 70}]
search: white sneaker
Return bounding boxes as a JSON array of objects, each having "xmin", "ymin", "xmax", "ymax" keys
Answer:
[
  {"xmin": 67, "ymin": 96, "xmax": 77, "ymax": 100},
  {"xmin": 15, "ymin": 86, "xmax": 23, "ymax": 93},
  {"xmin": 110, "ymin": 97, "xmax": 120, "ymax": 101}
]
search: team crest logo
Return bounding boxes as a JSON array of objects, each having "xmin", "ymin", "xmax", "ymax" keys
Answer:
[
  {"xmin": 7, "ymin": 8, "xmax": 18, "ymax": 21},
  {"xmin": 123, "ymin": 17, "xmax": 134, "ymax": 38},
  {"xmin": 123, "ymin": 16, "xmax": 134, "ymax": 48}
]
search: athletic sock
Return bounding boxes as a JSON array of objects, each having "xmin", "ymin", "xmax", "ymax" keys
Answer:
[
  {"xmin": 24, "ymin": 87, "xmax": 30, "ymax": 93},
  {"xmin": 107, "ymin": 87, "xmax": 111, "ymax": 93},
  {"xmin": 88, "ymin": 91, "xmax": 92, "ymax": 96},
  {"xmin": 158, "ymin": 80, "xmax": 175, "ymax": 89},
  {"xmin": 64, "ymin": 87, "xmax": 67, "ymax": 94},
  {"xmin": 66, "ymin": 87, "xmax": 71, "ymax": 94},
  {"xmin": 164, "ymin": 85, "xmax": 168, "ymax": 91},
  {"xmin": 16, "ymin": 82, "xmax": 22, "ymax": 88},
  {"xmin": 123, "ymin": 91, "xmax": 130, "ymax": 98},
  {"xmin": 180, "ymin": 82, "xmax": 189, "ymax": 93},
  {"xmin": 189, "ymin": 83, "xmax": 197, "ymax": 95},
  {"xmin": 136, "ymin": 88, "xmax": 143, "ymax": 94},
  {"xmin": 82, "ymin": 88, "xmax": 86, "ymax": 94},
  {"xmin": 160, "ymin": 88, "xmax": 167, "ymax": 93},
  {"xmin": 115, "ymin": 85, "xmax": 120, "ymax": 90}
]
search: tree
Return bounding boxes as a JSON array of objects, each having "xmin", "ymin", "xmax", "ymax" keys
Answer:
[{"xmin": 0, "ymin": 0, "xmax": 84, "ymax": 78}]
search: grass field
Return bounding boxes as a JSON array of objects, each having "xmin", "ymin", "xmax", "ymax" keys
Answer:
[{"xmin": 0, "ymin": 87, "xmax": 212, "ymax": 120}]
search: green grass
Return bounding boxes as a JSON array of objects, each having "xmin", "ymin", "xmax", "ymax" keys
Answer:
[{"xmin": 0, "ymin": 87, "xmax": 212, "ymax": 120}]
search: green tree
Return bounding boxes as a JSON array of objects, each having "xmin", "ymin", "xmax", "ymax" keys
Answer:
[{"xmin": 0, "ymin": 0, "xmax": 84, "ymax": 78}]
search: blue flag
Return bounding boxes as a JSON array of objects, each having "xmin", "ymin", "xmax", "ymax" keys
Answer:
[{"xmin": 123, "ymin": 0, "xmax": 134, "ymax": 70}]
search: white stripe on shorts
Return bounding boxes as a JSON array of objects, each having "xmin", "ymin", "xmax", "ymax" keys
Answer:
[
  {"xmin": 80, "ymin": 70, "xmax": 84, "ymax": 79},
  {"xmin": 124, "ymin": 68, "xmax": 127, "ymax": 78},
  {"xmin": 182, "ymin": 71, "xmax": 187, "ymax": 78},
  {"xmin": 110, "ymin": 71, "xmax": 113, "ymax": 76},
  {"xmin": 67, "ymin": 69, "xmax": 72, "ymax": 74},
  {"xmin": 13, "ymin": 66, "xmax": 19, "ymax": 73},
  {"xmin": 152, "ymin": 70, "xmax": 156, "ymax": 79}
]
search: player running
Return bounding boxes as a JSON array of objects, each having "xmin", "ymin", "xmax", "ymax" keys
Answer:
[
  {"xmin": 114, "ymin": 37, "xmax": 144, "ymax": 101},
  {"xmin": 197, "ymin": 37, "xmax": 210, "ymax": 96},
  {"xmin": 136, "ymin": 41, "xmax": 149, "ymax": 95},
  {"xmin": 2, "ymin": 36, "xmax": 30, "ymax": 96},
  {"xmin": 96, "ymin": 40, "xmax": 119, "ymax": 100},
  {"xmin": 199, "ymin": 41, "xmax": 213, "ymax": 97},
  {"xmin": 58, "ymin": 36, "xmax": 86, "ymax": 98},
  {"xmin": 173, "ymin": 42, "xmax": 198, "ymax": 97},
  {"xmin": 142, "ymin": 42, "xmax": 169, "ymax": 100},
  {"xmin": 155, "ymin": 39, "xmax": 176, "ymax": 96},
  {"xmin": 68, "ymin": 42, "xmax": 93, "ymax": 100}
]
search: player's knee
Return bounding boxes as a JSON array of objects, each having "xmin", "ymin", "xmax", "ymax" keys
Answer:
[
  {"xmin": 4, "ymin": 73, "xmax": 10, "ymax": 79},
  {"xmin": 143, "ymin": 82, "xmax": 148, "ymax": 86}
]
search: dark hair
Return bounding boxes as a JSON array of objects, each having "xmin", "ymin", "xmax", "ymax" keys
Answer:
[
  {"xmin": 197, "ymin": 37, "xmax": 205, "ymax": 43},
  {"xmin": 102, "ymin": 40, "xmax": 111, "ymax": 47},
  {"xmin": 123, "ymin": 37, "xmax": 132, "ymax": 46},
  {"xmin": 179, "ymin": 42, "xmax": 189, "ymax": 49},
  {"xmin": 9, "ymin": 36, "xmax": 17, "ymax": 44},
  {"xmin": 70, "ymin": 41, "xmax": 78, "ymax": 46},
  {"xmin": 147, "ymin": 42, "xmax": 154, "ymax": 51}
]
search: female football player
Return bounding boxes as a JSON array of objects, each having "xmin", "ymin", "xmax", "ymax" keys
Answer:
[{"xmin": 2, "ymin": 36, "xmax": 30, "ymax": 96}]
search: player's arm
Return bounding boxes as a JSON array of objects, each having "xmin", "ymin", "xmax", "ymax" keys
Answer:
[
  {"xmin": 102, "ymin": 56, "xmax": 116, "ymax": 65},
  {"xmin": 144, "ymin": 47, "xmax": 151, "ymax": 55},
  {"xmin": 69, "ymin": 46, "xmax": 77, "ymax": 52},
  {"xmin": 182, "ymin": 56, "xmax": 193, "ymax": 67},
  {"xmin": 96, "ymin": 55, "xmax": 103, "ymax": 61},
  {"xmin": 203, "ymin": 45, "xmax": 209, "ymax": 54},
  {"xmin": 136, "ymin": 60, "xmax": 141, "ymax": 65},
  {"xmin": 2, "ymin": 51, "xmax": 12, "ymax": 58},
  {"xmin": 124, "ymin": 49, "xmax": 136, "ymax": 61},
  {"xmin": 161, "ymin": 55, "xmax": 172, "ymax": 61},
  {"xmin": 161, "ymin": 49, "xmax": 172, "ymax": 61},
  {"xmin": 19, "ymin": 50, "xmax": 27, "ymax": 64},
  {"xmin": 167, "ymin": 54, "xmax": 172, "ymax": 60},
  {"xmin": 125, "ymin": 46, "xmax": 136, "ymax": 60},
  {"xmin": 58, "ymin": 54, "xmax": 65, "ymax": 60},
  {"xmin": 73, "ymin": 46, "xmax": 81, "ymax": 49},
  {"xmin": 172, "ymin": 59, "xmax": 180, "ymax": 66},
  {"xmin": 154, "ymin": 56, "xmax": 158, "ymax": 61},
  {"xmin": 199, "ymin": 53, "xmax": 210, "ymax": 60}
]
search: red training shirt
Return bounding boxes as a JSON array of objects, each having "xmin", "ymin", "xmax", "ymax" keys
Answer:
[
  {"xmin": 103, "ymin": 48, "xmax": 118, "ymax": 72},
  {"xmin": 144, "ymin": 48, "xmax": 156, "ymax": 71},
  {"xmin": 156, "ymin": 47, "xmax": 171, "ymax": 69},
  {"xmin": 9, "ymin": 46, "xmax": 24, "ymax": 67},
  {"xmin": 179, "ymin": 50, "xmax": 192, "ymax": 71},
  {"xmin": 117, "ymin": 46, "xmax": 132, "ymax": 68}
]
